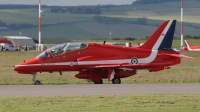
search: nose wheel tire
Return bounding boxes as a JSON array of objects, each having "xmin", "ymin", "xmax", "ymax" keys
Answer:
[
  {"xmin": 32, "ymin": 73, "xmax": 41, "ymax": 85},
  {"xmin": 34, "ymin": 80, "xmax": 41, "ymax": 85},
  {"xmin": 112, "ymin": 78, "xmax": 121, "ymax": 84}
]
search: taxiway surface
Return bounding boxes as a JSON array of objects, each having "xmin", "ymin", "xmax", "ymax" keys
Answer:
[{"xmin": 1, "ymin": 84, "xmax": 200, "ymax": 97}]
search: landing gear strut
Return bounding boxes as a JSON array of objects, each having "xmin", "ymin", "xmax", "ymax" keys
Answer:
[
  {"xmin": 112, "ymin": 78, "xmax": 121, "ymax": 84},
  {"xmin": 32, "ymin": 72, "xmax": 41, "ymax": 85}
]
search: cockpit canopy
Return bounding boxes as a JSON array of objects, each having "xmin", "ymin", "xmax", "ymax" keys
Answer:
[{"xmin": 37, "ymin": 42, "xmax": 88, "ymax": 58}]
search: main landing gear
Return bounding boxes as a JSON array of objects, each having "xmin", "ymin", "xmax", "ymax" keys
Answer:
[
  {"xmin": 93, "ymin": 78, "xmax": 121, "ymax": 84},
  {"xmin": 112, "ymin": 78, "xmax": 121, "ymax": 84},
  {"xmin": 32, "ymin": 72, "xmax": 41, "ymax": 85}
]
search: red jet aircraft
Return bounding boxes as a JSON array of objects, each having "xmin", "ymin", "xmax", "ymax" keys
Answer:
[
  {"xmin": 14, "ymin": 20, "xmax": 195, "ymax": 85},
  {"xmin": 180, "ymin": 40, "xmax": 200, "ymax": 51}
]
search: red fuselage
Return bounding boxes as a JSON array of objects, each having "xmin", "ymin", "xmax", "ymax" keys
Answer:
[
  {"xmin": 14, "ymin": 43, "xmax": 180, "ymax": 76},
  {"xmin": 14, "ymin": 20, "xmax": 194, "ymax": 84}
]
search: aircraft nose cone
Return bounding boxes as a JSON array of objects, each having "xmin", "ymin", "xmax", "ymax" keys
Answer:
[
  {"xmin": 14, "ymin": 65, "xmax": 20, "ymax": 71},
  {"xmin": 13, "ymin": 65, "xmax": 17, "ymax": 71},
  {"xmin": 13, "ymin": 64, "xmax": 33, "ymax": 74}
]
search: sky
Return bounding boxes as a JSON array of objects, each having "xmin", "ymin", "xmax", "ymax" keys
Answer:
[{"xmin": 0, "ymin": 0, "xmax": 137, "ymax": 6}]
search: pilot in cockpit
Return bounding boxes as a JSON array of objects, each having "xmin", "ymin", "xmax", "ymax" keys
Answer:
[
  {"xmin": 54, "ymin": 48, "xmax": 63, "ymax": 55},
  {"xmin": 80, "ymin": 43, "xmax": 87, "ymax": 49},
  {"xmin": 50, "ymin": 43, "xmax": 88, "ymax": 56}
]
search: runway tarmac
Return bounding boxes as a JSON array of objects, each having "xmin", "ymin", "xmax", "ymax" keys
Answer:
[{"xmin": 1, "ymin": 84, "xmax": 200, "ymax": 97}]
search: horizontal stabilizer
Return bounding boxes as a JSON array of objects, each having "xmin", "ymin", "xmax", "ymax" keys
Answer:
[{"xmin": 162, "ymin": 53, "xmax": 195, "ymax": 60}]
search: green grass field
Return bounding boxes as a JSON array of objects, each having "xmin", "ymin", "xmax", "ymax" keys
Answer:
[{"xmin": 0, "ymin": 95, "xmax": 200, "ymax": 112}]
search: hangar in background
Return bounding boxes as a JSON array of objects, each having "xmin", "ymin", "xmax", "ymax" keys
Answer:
[{"xmin": 2, "ymin": 36, "xmax": 36, "ymax": 50}]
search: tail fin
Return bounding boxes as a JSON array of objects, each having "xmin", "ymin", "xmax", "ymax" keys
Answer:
[{"xmin": 139, "ymin": 20, "xmax": 176, "ymax": 50}]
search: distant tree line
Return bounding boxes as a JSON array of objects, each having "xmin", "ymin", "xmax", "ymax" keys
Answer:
[
  {"xmin": 184, "ymin": 23, "xmax": 200, "ymax": 29},
  {"xmin": 0, "ymin": 4, "xmax": 118, "ymax": 10},
  {"xmin": 50, "ymin": 4, "xmax": 119, "ymax": 14},
  {"xmin": 133, "ymin": 0, "xmax": 180, "ymax": 4},
  {"xmin": 91, "ymin": 35, "xmax": 200, "ymax": 42},
  {"xmin": 157, "ymin": 35, "xmax": 200, "ymax": 40},
  {"xmin": 144, "ymin": 35, "xmax": 200, "ymax": 40},
  {"xmin": 50, "ymin": 6, "xmax": 101, "ymax": 14},
  {"xmin": 9, "ymin": 23, "xmax": 34, "ymax": 30},
  {"xmin": 0, "ymin": 4, "xmax": 49, "ymax": 9},
  {"xmin": 0, "ymin": 4, "xmax": 121, "ymax": 15},
  {"xmin": 0, "ymin": 20, "xmax": 34, "ymax": 31},
  {"xmin": 0, "ymin": 20, "xmax": 7, "ymax": 27},
  {"xmin": 184, "ymin": 35, "xmax": 200, "ymax": 39},
  {"xmin": 111, "ymin": 35, "xmax": 200, "ymax": 41},
  {"xmin": 112, "ymin": 37, "xmax": 137, "ymax": 41},
  {"xmin": 94, "ymin": 16, "xmax": 148, "ymax": 25}
]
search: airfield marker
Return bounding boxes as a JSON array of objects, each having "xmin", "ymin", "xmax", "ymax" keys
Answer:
[
  {"xmin": 157, "ymin": 78, "xmax": 160, "ymax": 83},
  {"xmin": 180, "ymin": 0, "xmax": 184, "ymax": 47},
  {"xmin": 182, "ymin": 79, "xmax": 185, "ymax": 83},
  {"xmin": 169, "ymin": 79, "xmax": 172, "ymax": 84},
  {"xmin": 145, "ymin": 79, "xmax": 148, "ymax": 83},
  {"xmin": 38, "ymin": 0, "xmax": 42, "ymax": 51},
  {"xmin": 133, "ymin": 79, "xmax": 136, "ymax": 83}
]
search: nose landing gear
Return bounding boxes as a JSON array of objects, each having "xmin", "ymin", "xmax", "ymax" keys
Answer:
[{"xmin": 32, "ymin": 72, "xmax": 41, "ymax": 85}]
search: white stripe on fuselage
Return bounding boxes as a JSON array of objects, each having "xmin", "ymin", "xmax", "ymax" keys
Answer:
[
  {"xmin": 17, "ymin": 62, "xmax": 78, "ymax": 67},
  {"xmin": 17, "ymin": 20, "xmax": 173, "ymax": 67}
]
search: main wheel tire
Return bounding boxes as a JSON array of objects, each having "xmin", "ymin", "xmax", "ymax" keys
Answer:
[
  {"xmin": 34, "ymin": 80, "xmax": 41, "ymax": 85},
  {"xmin": 112, "ymin": 78, "xmax": 121, "ymax": 84},
  {"xmin": 94, "ymin": 79, "xmax": 103, "ymax": 84}
]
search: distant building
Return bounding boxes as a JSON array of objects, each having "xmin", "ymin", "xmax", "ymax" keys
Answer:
[{"xmin": 2, "ymin": 36, "xmax": 36, "ymax": 50}]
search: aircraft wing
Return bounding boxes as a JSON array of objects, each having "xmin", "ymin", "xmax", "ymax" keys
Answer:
[
  {"xmin": 77, "ymin": 55, "xmax": 120, "ymax": 61},
  {"xmin": 162, "ymin": 53, "xmax": 195, "ymax": 60},
  {"xmin": 94, "ymin": 64, "xmax": 122, "ymax": 68}
]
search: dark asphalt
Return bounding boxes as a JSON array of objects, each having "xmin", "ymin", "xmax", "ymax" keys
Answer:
[{"xmin": 0, "ymin": 84, "xmax": 200, "ymax": 97}]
